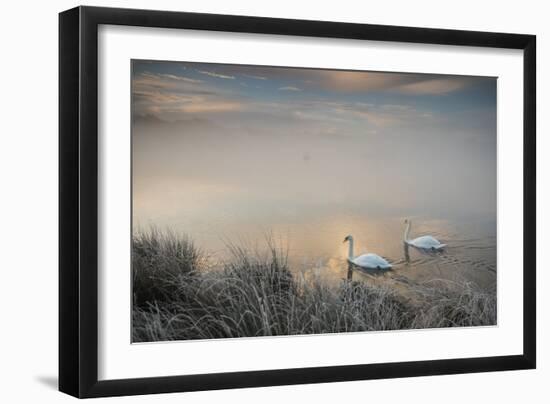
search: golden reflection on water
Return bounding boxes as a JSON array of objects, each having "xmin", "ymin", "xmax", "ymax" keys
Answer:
[
  {"xmin": 281, "ymin": 215, "xmax": 495, "ymax": 291},
  {"xmin": 134, "ymin": 208, "xmax": 496, "ymax": 293}
]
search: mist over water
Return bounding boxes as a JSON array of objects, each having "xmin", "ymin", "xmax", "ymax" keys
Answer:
[
  {"xmin": 132, "ymin": 61, "xmax": 496, "ymax": 293},
  {"xmin": 133, "ymin": 123, "xmax": 496, "ymax": 290}
]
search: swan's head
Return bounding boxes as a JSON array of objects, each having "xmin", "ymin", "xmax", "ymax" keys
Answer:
[{"xmin": 343, "ymin": 235, "xmax": 352, "ymax": 243}]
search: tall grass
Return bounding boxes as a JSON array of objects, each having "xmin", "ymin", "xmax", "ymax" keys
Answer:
[
  {"xmin": 132, "ymin": 230, "xmax": 496, "ymax": 342},
  {"xmin": 411, "ymin": 279, "xmax": 497, "ymax": 328},
  {"xmin": 132, "ymin": 228, "xmax": 205, "ymax": 308}
]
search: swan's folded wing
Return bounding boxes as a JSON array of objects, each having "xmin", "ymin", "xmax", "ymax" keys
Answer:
[
  {"xmin": 411, "ymin": 235, "xmax": 442, "ymax": 248},
  {"xmin": 353, "ymin": 253, "xmax": 391, "ymax": 269}
]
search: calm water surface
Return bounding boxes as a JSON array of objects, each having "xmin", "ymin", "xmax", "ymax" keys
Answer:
[
  {"xmin": 135, "ymin": 198, "xmax": 496, "ymax": 292},
  {"xmin": 132, "ymin": 97, "xmax": 497, "ymax": 294}
]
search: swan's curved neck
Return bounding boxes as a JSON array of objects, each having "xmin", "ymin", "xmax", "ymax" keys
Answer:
[
  {"xmin": 347, "ymin": 237, "xmax": 354, "ymax": 260},
  {"xmin": 404, "ymin": 221, "xmax": 411, "ymax": 242}
]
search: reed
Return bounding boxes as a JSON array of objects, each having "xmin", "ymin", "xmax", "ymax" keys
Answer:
[{"xmin": 132, "ymin": 230, "xmax": 496, "ymax": 342}]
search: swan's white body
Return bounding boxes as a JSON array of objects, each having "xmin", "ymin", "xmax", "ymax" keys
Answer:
[
  {"xmin": 344, "ymin": 235, "xmax": 392, "ymax": 270},
  {"xmin": 403, "ymin": 220, "xmax": 446, "ymax": 250}
]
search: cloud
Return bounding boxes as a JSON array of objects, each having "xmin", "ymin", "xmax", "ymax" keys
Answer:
[
  {"xmin": 134, "ymin": 73, "xmax": 180, "ymax": 90},
  {"xmin": 392, "ymin": 78, "xmax": 468, "ymax": 95},
  {"xmin": 133, "ymin": 90, "xmax": 187, "ymax": 104},
  {"xmin": 197, "ymin": 70, "xmax": 235, "ymax": 79},
  {"xmin": 180, "ymin": 101, "xmax": 243, "ymax": 113},
  {"xmin": 314, "ymin": 71, "xmax": 471, "ymax": 95},
  {"xmin": 317, "ymin": 71, "xmax": 400, "ymax": 92},
  {"xmin": 136, "ymin": 90, "xmax": 243, "ymax": 115},
  {"xmin": 291, "ymin": 100, "xmax": 431, "ymax": 128},
  {"xmin": 244, "ymin": 74, "xmax": 267, "ymax": 80},
  {"xmin": 133, "ymin": 71, "xmax": 244, "ymax": 119},
  {"xmin": 279, "ymin": 86, "xmax": 302, "ymax": 92},
  {"xmin": 157, "ymin": 73, "xmax": 203, "ymax": 83},
  {"xmin": 132, "ymin": 61, "xmax": 481, "ymax": 128},
  {"xmin": 141, "ymin": 61, "xmax": 475, "ymax": 96}
]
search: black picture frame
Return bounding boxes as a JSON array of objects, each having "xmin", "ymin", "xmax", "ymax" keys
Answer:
[{"xmin": 59, "ymin": 5, "xmax": 536, "ymax": 398}]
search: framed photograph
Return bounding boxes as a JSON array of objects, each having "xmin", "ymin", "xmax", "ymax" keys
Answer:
[{"xmin": 59, "ymin": 6, "xmax": 536, "ymax": 398}]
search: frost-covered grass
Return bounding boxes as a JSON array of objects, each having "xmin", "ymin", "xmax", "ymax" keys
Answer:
[{"xmin": 132, "ymin": 230, "xmax": 496, "ymax": 342}]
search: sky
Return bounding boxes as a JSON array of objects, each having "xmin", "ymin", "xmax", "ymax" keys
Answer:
[
  {"xmin": 132, "ymin": 60, "xmax": 496, "ymax": 130},
  {"xmin": 131, "ymin": 60, "xmax": 497, "ymax": 248}
]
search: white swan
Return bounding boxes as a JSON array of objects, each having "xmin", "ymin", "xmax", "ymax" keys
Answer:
[
  {"xmin": 403, "ymin": 219, "xmax": 446, "ymax": 251},
  {"xmin": 343, "ymin": 235, "xmax": 392, "ymax": 270}
]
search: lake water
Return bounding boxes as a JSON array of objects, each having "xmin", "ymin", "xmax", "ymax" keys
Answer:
[
  {"xmin": 132, "ymin": 96, "xmax": 497, "ymax": 295},
  {"xmin": 137, "ymin": 209, "xmax": 496, "ymax": 292}
]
